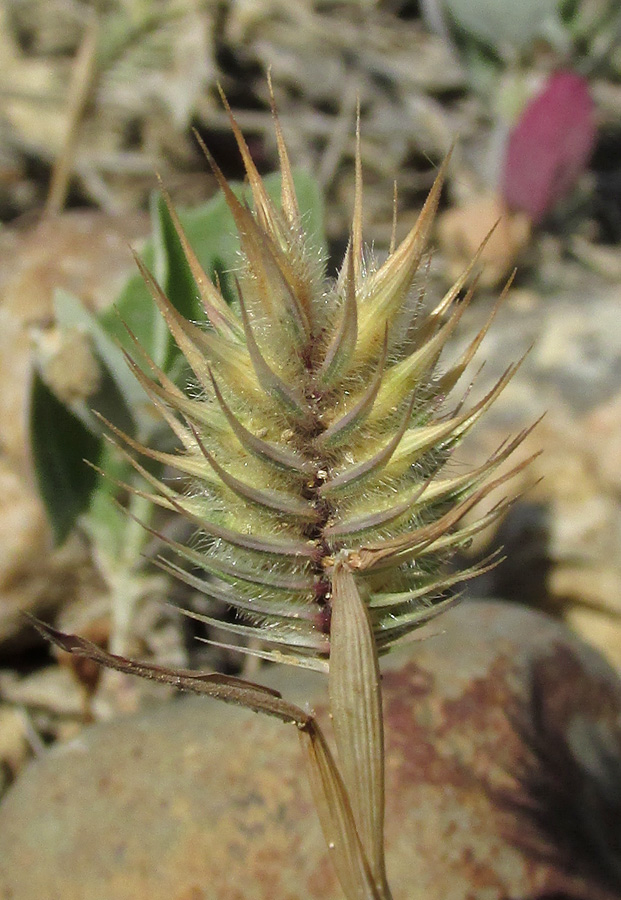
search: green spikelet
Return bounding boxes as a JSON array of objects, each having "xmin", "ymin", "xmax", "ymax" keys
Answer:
[{"xmin": 117, "ymin": 103, "xmax": 532, "ymax": 674}]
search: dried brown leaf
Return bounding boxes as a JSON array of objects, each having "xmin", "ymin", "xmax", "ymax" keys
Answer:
[{"xmin": 328, "ymin": 561, "xmax": 390, "ymax": 898}]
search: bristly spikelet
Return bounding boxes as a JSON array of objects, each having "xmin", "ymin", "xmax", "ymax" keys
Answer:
[{"xmin": 116, "ymin": 98, "xmax": 533, "ymax": 674}]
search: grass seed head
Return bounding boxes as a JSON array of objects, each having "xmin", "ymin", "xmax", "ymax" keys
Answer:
[{"xmin": 121, "ymin": 101, "xmax": 530, "ymax": 673}]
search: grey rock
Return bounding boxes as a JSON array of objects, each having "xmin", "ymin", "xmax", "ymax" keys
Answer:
[{"xmin": 451, "ymin": 273, "xmax": 621, "ymax": 666}]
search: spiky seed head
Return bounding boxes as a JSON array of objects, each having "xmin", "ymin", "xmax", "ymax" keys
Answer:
[{"xmin": 118, "ymin": 102, "xmax": 532, "ymax": 674}]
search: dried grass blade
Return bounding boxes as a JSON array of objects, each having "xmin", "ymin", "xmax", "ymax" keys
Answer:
[
  {"xmin": 299, "ymin": 720, "xmax": 382, "ymax": 900},
  {"xmin": 194, "ymin": 130, "xmax": 309, "ymax": 339},
  {"xmin": 27, "ymin": 617, "xmax": 312, "ymax": 723},
  {"xmin": 217, "ymin": 85, "xmax": 282, "ymax": 239},
  {"xmin": 153, "ymin": 559, "xmax": 313, "ymax": 622},
  {"xmin": 435, "ymin": 271, "xmax": 514, "ymax": 396},
  {"xmin": 29, "ymin": 617, "xmax": 376, "ymax": 899},
  {"xmin": 100, "ymin": 451, "xmax": 316, "ymax": 559},
  {"xmin": 352, "ymin": 108, "xmax": 363, "ymax": 286},
  {"xmin": 196, "ymin": 636, "xmax": 329, "ymax": 673},
  {"xmin": 372, "ymin": 276, "xmax": 477, "ymax": 420},
  {"xmin": 94, "ymin": 414, "xmax": 219, "ymax": 485},
  {"xmin": 357, "ymin": 450, "xmax": 538, "ymax": 571},
  {"xmin": 357, "ymin": 152, "xmax": 451, "ymax": 353},
  {"xmin": 176, "ymin": 606, "xmax": 326, "ymax": 652},
  {"xmin": 132, "ymin": 252, "xmax": 252, "ymax": 394},
  {"xmin": 328, "ymin": 561, "xmax": 389, "ymax": 897}
]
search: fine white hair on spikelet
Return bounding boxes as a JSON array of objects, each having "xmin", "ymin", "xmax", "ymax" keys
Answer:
[{"xmin": 107, "ymin": 94, "xmax": 535, "ymax": 674}]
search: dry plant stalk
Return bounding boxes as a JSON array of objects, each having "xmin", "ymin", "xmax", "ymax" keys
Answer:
[{"xmin": 34, "ymin": 87, "xmax": 533, "ymax": 900}]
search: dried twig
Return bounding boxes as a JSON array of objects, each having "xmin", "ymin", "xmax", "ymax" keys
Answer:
[{"xmin": 45, "ymin": 13, "xmax": 100, "ymax": 216}]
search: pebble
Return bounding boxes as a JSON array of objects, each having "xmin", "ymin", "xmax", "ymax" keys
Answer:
[
  {"xmin": 436, "ymin": 192, "xmax": 532, "ymax": 289},
  {"xmin": 0, "ymin": 707, "xmax": 31, "ymax": 796}
]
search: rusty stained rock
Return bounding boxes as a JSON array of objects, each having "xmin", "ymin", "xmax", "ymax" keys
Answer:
[{"xmin": 0, "ymin": 600, "xmax": 620, "ymax": 900}]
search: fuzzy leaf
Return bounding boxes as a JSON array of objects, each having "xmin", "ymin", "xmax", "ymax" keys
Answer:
[
  {"xmin": 30, "ymin": 370, "xmax": 101, "ymax": 545},
  {"xmin": 444, "ymin": 0, "xmax": 559, "ymax": 53},
  {"xmin": 53, "ymin": 289, "xmax": 144, "ymax": 420},
  {"xmin": 83, "ymin": 441, "xmax": 142, "ymax": 561}
]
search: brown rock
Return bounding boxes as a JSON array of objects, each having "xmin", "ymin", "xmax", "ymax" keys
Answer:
[
  {"xmin": 0, "ymin": 601, "xmax": 619, "ymax": 900},
  {"xmin": 436, "ymin": 193, "xmax": 531, "ymax": 289},
  {"xmin": 0, "ymin": 706, "xmax": 30, "ymax": 796},
  {"xmin": 0, "ymin": 461, "xmax": 47, "ymax": 590},
  {"xmin": 0, "ymin": 457, "xmax": 89, "ymax": 651}
]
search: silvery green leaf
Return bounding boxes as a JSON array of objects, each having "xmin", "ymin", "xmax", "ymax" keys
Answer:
[
  {"xmin": 444, "ymin": 0, "xmax": 560, "ymax": 53},
  {"xmin": 30, "ymin": 369, "xmax": 101, "ymax": 545},
  {"xmin": 54, "ymin": 288, "xmax": 145, "ymax": 424}
]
